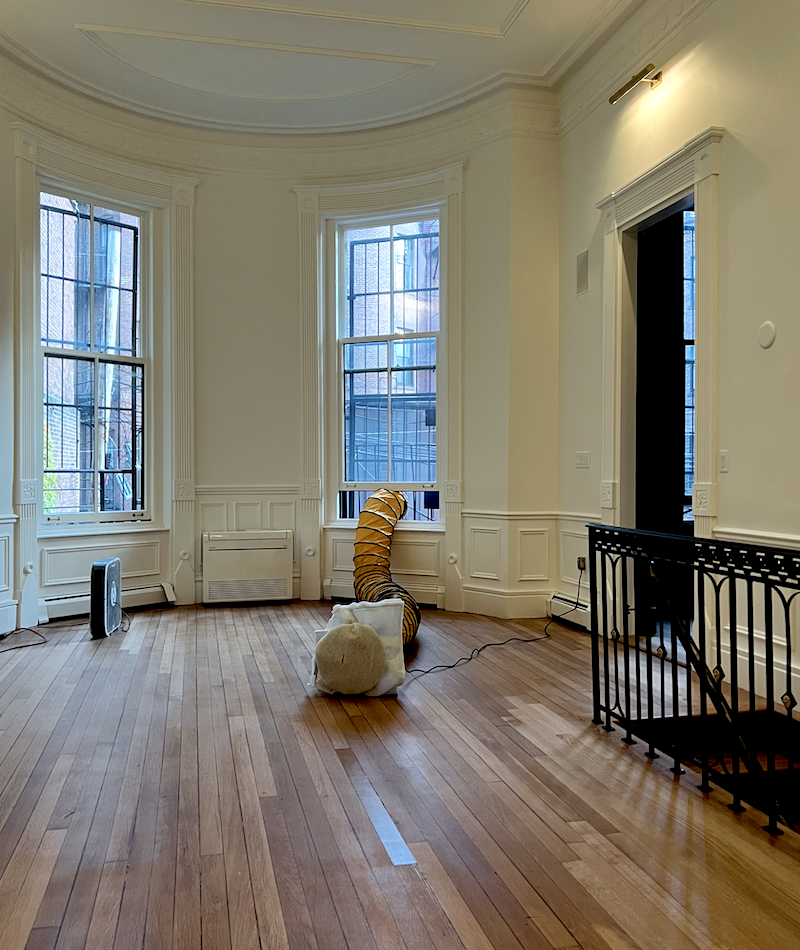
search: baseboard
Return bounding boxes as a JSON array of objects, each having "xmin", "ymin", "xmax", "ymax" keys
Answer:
[
  {"xmin": 0, "ymin": 602, "xmax": 17, "ymax": 635},
  {"xmin": 40, "ymin": 584, "xmax": 172, "ymax": 620},
  {"xmin": 461, "ymin": 587, "xmax": 550, "ymax": 620},
  {"xmin": 547, "ymin": 593, "xmax": 591, "ymax": 630}
]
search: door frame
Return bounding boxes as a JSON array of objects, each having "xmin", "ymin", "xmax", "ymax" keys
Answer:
[{"xmin": 596, "ymin": 127, "xmax": 723, "ymax": 539}]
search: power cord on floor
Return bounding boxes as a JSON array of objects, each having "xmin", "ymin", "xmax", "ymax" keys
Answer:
[
  {"xmin": 405, "ymin": 566, "xmax": 585, "ymax": 680},
  {"xmin": 542, "ymin": 566, "xmax": 585, "ymax": 636},
  {"xmin": 0, "ymin": 608, "xmax": 132, "ymax": 655},
  {"xmin": 0, "ymin": 626, "xmax": 47, "ymax": 653}
]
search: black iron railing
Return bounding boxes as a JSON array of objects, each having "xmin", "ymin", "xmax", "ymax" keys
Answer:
[{"xmin": 589, "ymin": 524, "xmax": 800, "ymax": 835}]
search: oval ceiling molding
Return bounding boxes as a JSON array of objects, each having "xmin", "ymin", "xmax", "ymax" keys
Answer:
[{"xmin": 79, "ymin": 26, "xmax": 431, "ymax": 101}]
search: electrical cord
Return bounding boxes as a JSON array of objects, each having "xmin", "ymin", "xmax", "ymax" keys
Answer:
[
  {"xmin": 0, "ymin": 626, "xmax": 47, "ymax": 653},
  {"xmin": 542, "ymin": 565, "xmax": 585, "ymax": 636},
  {"xmin": 0, "ymin": 608, "xmax": 132, "ymax": 655},
  {"xmin": 405, "ymin": 566, "xmax": 585, "ymax": 680}
]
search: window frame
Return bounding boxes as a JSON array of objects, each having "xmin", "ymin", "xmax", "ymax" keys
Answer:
[
  {"xmin": 328, "ymin": 207, "xmax": 446, "ymax": 525},
  {"xmin": 335, "ymin": 213, "xmax": 441, "ymax": 502},
  {"xmin": 38, "ymin": 187, "xmax": 152, "ymax": 526}
]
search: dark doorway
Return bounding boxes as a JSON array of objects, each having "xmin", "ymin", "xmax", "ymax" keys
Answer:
[
  {"xmin": 635, "ymin": 201, "xmax": 695, "ymax": 536},
  {"xmin": 634, "ymin": 200, "xmax": 695, "ymax": 627}
]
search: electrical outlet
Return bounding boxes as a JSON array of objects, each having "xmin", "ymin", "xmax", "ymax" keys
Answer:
[{"xmin": 577, "ymin": 556, "xmax": 586, "ymax": 571}]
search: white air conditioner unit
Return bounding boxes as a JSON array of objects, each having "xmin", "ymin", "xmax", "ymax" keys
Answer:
[
  {"xmin": 547, "ymin": 593, "xmax": 591, "ymax": 630},
  {"xmin": 202, "ymin": 531, "xmax": 293, "ymax": 603}
]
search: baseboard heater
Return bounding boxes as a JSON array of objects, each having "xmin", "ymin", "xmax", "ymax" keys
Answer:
[
  {"xmin": 202, "ymin": 530, "xmax": 293, "ymax": 603},
  {"xmin": 547, "ymin": 593, "xmax": 591, "ymax": 629}
]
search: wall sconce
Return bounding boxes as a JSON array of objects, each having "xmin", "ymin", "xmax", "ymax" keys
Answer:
[{"xmin": 609, "ymin": 64, "xmax": 663, "ymax": 105}]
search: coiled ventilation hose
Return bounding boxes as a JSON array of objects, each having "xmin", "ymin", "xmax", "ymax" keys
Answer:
[{"xmin": 353, "ymin": 489, "xmax": 421, "ymax": 645}]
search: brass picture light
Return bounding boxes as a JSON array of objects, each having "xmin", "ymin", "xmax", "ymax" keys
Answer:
[{"xmin": 609, "ymin": 63, "xmax": 663, "ymax": 105}]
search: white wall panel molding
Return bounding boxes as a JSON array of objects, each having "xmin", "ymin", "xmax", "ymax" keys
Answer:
[
  {"xmin": 41, "ymin": 538, "xmax": 162, "ymax": 588},
  {"xmin": 559, "ymin": 0, "xmax": 719, "ymax": 135},
  {"xmin": 323, "ymin": 525, "xmax": 446, "ymax": 607},
  {"xmin": 13, "ymin": 122, "xmax": 198, "ymax": 617},
  {"xmin": 196, "ymin": 488, "xmax": 299, "ymax": 599},
  {"xmin": 0, "ymin": 54, "xmax": 555, "ymax": 174},
  {"xmin": 597, "ymin": 127, "xmax": 722, "ymax": 536},
  {"xmin": 0, "ymin": 515, "xmax": 19, "ymax": 634},
  {"xmin": 517, "ymin": 529, "xmax": 549, "ymax": 582},
  {"xmin": 463, "ymin": 512, "xmax": 558, "ymax": 606}
]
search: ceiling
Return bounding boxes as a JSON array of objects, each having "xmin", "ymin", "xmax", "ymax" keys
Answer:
[{"xmin": 0, "ymin": 0, "xmax": 644, "ymax": 134}]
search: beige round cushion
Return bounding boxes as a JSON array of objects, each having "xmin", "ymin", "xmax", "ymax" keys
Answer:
[{"xmin": 315, "ymin": 622, "xmax": 385, "ymax": 695}]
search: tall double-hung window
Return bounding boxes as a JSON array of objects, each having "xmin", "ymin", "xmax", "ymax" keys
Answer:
[
  {"xmin": 40, "ymin": 192, "xmax": 146, "ymax": 522},
  {"xmin": 338, "ymin": 218, "xmax": 440, "ymax": 522}
]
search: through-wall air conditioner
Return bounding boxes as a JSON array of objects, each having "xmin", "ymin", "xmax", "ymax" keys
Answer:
[{"xmin": 202, "ymin": 531, "xmax": 293, "ymax": 604}]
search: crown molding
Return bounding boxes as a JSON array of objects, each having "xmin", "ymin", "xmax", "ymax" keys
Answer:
[
  {"xmin": 0, "ymin": 53, "xmax": 557, "ymax": 178},
  {"xmin": 558, "ymin": 0, "xmax": 719, "ymax": 135}
]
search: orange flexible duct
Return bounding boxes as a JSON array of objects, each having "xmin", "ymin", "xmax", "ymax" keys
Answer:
[{"xmin": 353, "ymin": 489, "xmax": 421, "ymax": 645}]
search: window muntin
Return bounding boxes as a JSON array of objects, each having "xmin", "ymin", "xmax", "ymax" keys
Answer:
[
  {"xmin": 40, "ymin": 191, "xmax": 146, "ymax": 521},
  {"xmin": 338, "ymin": 218, "xmax": 440, "ymax": 522}
]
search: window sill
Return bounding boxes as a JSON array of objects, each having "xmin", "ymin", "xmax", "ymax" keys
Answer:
[
  {"xmin": 38, "ymin": 521, "xmax": 168, "ymax": 540},
  {"xmin": 324, "ymin": 519, "xmax": 444, "ymax": 532}
]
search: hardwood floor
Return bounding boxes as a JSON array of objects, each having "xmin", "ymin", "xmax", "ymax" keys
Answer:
[{"xmin": 1, "ymin": 602, "xmax": 799, "ymax": 950}]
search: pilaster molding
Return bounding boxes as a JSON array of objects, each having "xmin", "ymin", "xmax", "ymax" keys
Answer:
[
  {"xmin": 597, "ymin": 128, "xmax": 723, "ymax": 535},
  {"xmin": 170, "ymin": 197, "xmax": 197, "ymax": 602},
  {"xmin": 559, "ymin": 0, "xmax": 720, "ymax": 135}
]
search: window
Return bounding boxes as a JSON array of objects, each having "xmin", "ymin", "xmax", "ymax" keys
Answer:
[
  {"xmin": 337, "ymin": 218, "xmax": 440, "ymax": 522},
  {"xmin": 40, "ymin": 192, "xmax": 146, "ymax": 523},
  {"xmin": 683, "ymin": 210, "xmax": 696, "ymax": 523}
]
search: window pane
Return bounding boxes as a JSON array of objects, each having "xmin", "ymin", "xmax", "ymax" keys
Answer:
[
  {"xmin": 40, "ymin": 195, "xmax": 91, "ymax": 349},
  {"xmin": 43, "ymin": 355, "xmax": 95, "ymax": 513},
  {"xmin": 98, "ymin": 362, "xmax": 144, "ymax": 512},
  {"xmin": 94, "ymin": 208, "xmax": 140, "ymax": 356},
  {"xmin": 345, "ymin": 229, "xmax": 393, "ymax": 337},
  {"xmin": 343, "ymin": 342, "xmax": 388, "ymax": 482},
  {"xmin": 393, "ymin": 229, "xmax": 439, "ymax": 334},
  {"xmin": 390, "ymin": 347, "xmax": 436, "ymax": 483}
]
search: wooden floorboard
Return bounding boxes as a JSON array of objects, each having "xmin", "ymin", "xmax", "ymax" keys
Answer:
[{"xmin": 0, "ymin": 603, "xmax": 796, "ymax": 949}]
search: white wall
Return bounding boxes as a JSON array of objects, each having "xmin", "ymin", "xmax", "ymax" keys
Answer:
[
  {"xmin": 0, "ymin": 54, "xmax": 564, "ymax": 625},
  {"xmin": 558, "ymin": 0, "xmax": 800, "ymax": 547}
]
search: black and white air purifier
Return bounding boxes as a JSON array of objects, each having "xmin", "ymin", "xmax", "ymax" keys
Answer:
[{"xmin": 90, "ymin": 557, "xmax": 122, "ymax": 639}]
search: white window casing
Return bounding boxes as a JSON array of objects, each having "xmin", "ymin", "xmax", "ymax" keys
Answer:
[
  {"xmin": 13, "ymin": 124, "xmax": 198, "ymax": 625},
  {"xmin": 296, "ymin": 165, "xmax": 465, "ymax": 606}
]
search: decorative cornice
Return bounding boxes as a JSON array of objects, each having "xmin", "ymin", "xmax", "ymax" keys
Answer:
[
  {"xmin": 559, "ymin": 0, "xmax": 718, "ymax": 135},
  {"xmin": 0, "ymin": 0, "xmax": 715, "ymax": 163},
  {"xmin": 0, "ymin": 52, "xmax": 557, "ymax": 178}
]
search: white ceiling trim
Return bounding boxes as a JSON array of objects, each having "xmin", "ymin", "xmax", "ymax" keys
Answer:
[
  {"xmin": 155, "ymin": 0, "xmax": 531, "ymax": 37},
  {"xmin": 76, "ymin": 24, "xmax": 435, "ymax": 67},
  {"xmin": 78, "ymin": 27, "xmax": 432, "ymax": 103}
]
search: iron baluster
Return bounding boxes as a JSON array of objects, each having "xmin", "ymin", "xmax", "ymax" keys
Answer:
[
  {"xmin": 727, "ymin": 568, "xmax": 744, "ymax": 813},
  {"xmin": 621, "ymin": 554, "xmax": 636, "ymax": 745}
]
